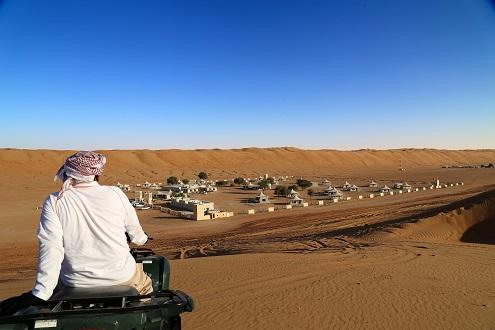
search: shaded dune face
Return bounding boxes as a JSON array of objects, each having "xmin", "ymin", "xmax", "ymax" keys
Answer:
[
  {"xmin": 381, "ymin": 190, "xmax": 495, "ymax": 245},
  {"xmin": 460, "ymin": 216, "xmax": 495, "ymax": 245}
]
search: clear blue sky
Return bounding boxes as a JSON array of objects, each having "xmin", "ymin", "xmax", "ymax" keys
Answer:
[{"xmin": 0, "ymin": 0, "xmax": 494, "ymax": 150}]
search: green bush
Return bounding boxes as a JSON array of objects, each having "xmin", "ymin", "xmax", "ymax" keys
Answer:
[
  {"xmin": 288, "ymin": 184, "xmax": 298, "ymax": 191},
  {"xmin": 167, "ymin": 176, "xmax": 178, "ymax": 185},
  {"xmin": 258, "ymin": 179, "xmax": 271, "ymax": 190},
  {"xmin": 296, "ymin": 179, "xmax": 312, "ymax": 189},
  {"xmin": 234, "ymin": 177, "xmax": 247, "ymax": 185},
  {"xmin": 275, "ymin": 185, "xmax": 288, "ymax": 197}
]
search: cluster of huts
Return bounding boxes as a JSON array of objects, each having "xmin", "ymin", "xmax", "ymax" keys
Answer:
[
  {"xmin": 118, "ymin": 178, "xmax": 223, "ymax": 219},
  {"xmin": 251, "ymin": 188, "xmax": 307, "ymax": 207},
  {"xmin": 243, "ymin": 178, "xmax": 464, "ymax": 215},
  {"xmin": 247, "ymin": 178, "xmax": 442, "ymax": 205},
  {"xmin": 119, "ymin": 173, "xmax": 461, "ymax": 220},
  {"xmin": 241, "ymin": 175, "xmax": 291, "ymax": 190},
  {"xmin": 129, "ymin": 180, "xmax": 232, "ymax": 221},
  {"xmin": 322, "ymin": 180, "xmax": 414, "ymax": 197},
  {"xmin": 120, "ymin": 181, "xmax": 218, "ymax": 201},
  {"xmin": 161, "ymin": 183, "xmax": 217, "ymax": 195}
]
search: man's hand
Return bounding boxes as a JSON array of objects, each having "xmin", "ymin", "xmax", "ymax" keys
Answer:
[
  {"xmin": 0, "ymin": 291, "xmax": 44, "ymax": 316},
  {"xmin": 126, "ymin": 232, "xmax": 153, "ymax": 244}
]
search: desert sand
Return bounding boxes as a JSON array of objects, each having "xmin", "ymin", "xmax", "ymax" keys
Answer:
[{"xmin": 0, "ymin": 148, "xmax": 495, "ymax": 329}]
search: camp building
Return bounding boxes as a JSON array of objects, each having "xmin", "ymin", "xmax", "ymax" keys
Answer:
[
  {"xmin": 253, "ymin": 191, "xmax": 270, "ymax": 203},
  {"xmin": 169, "ymin": 197, "xmax": 233, "ymax": 221}
]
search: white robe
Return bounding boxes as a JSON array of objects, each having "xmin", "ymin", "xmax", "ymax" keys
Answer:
[{"xmin": 32, "ymin": 181, "xmax": 148, "ymax": 300}]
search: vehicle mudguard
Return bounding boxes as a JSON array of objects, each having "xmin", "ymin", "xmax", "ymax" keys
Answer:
[{"xmin": 139, "ymin": 255, "xmax": 170, "ymax": 291}]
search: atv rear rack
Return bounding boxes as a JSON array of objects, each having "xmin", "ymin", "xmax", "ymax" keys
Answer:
[{"xmin": 0, "ymin": 290, "xmax": 193, "ymax": 324}]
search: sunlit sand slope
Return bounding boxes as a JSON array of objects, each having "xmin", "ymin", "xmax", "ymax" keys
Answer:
[{"xmin": 1, "ymin": 148, "xmax": 494, "ymax": 186}]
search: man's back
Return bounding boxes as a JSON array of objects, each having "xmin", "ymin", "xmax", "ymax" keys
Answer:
[{"xmin": 33, "ymin": 181, "xmax": 148, "ymax": 300}]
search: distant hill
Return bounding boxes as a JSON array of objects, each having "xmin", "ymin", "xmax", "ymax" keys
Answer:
[{"xmin": 1, "ymin": 148, "xmax": 494, "ymax": 187}]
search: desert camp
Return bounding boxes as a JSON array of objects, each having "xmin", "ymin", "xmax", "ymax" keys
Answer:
[{"xmin": 1, "ymin": 0, "xmax": 495, "ymax": 329}]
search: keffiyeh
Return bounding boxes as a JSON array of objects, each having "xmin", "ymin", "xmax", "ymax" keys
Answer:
[{"xmin": 54, "ymin": 151, "xmax": 106, "ymax": 199}]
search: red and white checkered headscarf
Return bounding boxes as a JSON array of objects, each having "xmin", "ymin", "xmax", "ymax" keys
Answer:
[{"xmin": 54, "ymin": 151, "xmax": 106, "ymax": 199}]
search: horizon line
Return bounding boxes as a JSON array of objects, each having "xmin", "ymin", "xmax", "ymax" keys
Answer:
[{"xmin": 2, "ymin": 146, "xmax": 495, "ymax": 152}]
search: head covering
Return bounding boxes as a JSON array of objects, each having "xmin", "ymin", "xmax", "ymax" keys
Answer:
[{"xmin": 54, "ymin": 151, "xmax": 106, "ymax": 199}]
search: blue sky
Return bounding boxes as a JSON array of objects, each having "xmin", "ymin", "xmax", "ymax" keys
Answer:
[{"xmin": 0, "ymin": 0, "xmax": 494, "ymax": 150}]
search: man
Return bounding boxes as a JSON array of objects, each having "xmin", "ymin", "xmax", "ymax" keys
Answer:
[{"xmin": 0, "ymin": 151, "xmax": 152, "ymax": 315}]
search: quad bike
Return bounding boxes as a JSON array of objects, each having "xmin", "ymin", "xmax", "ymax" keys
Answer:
[{"xmin": 0, "ymin": 248, "xmax": 194, "ymax": 330}]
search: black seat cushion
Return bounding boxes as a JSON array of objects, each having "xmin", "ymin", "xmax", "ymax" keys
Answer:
[{"xmin": 51, "ymin": 285, "xmax": 139, "ymax": 300}]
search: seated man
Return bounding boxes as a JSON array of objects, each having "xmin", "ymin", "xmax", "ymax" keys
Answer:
[{"xmin": 0, "ymin": 151, "xmax": 151, "ymax": 315}]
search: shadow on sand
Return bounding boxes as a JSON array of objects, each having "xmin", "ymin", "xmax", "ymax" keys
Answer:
[{"xmin": 460, "ymin": 217, "xmax": 495, "ymax": 245}]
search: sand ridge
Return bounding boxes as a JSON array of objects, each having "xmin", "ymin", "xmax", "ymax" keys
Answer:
[
  {"xmin": 1, "ymin": 148, "xmax": 495, "ymax": 187},
  {"xmin": 373, "ymin": 189, "xmax": 495, "ymax": 243}
]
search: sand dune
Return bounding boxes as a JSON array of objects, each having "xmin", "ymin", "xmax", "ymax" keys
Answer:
[
  {"xmin": 375, "ymin": 190, "xmax": 495, "ymax": 243},
  {"xmin": 169, "ymin": 190, "xmax": 495, "ymax": 329},
  {"xmin": 1, "ymin": 148, "xmax": 494, "ymax": 188}
]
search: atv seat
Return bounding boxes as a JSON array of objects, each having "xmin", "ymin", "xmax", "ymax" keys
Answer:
[{"xmin": 50, "ymin": 285, "xmax": 139, "ymax": 300}]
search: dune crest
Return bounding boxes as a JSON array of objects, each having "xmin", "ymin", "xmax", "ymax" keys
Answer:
[
  {"xmin": 378, "ymin": 190, "xmax": 495, "ymax": 244},
  {"xmin": 0, "ymin": 148, "xmax": 494, "ymax": 187}
]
